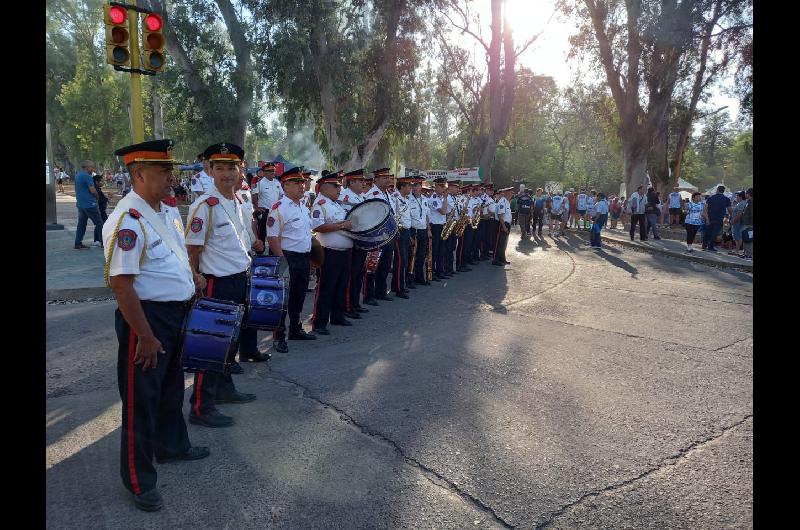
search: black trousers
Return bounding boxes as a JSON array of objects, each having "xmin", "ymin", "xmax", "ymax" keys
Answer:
[
  {"xmin": 477, "ymin": 219, "xmax": 489, "ymax": 258},
  {"xmin": 274, "ymin": 251, "xmax": 311, "ymax": 340},
  {"xmin": 458, "ymin": 226, "xmax": 474, "ymax": 269},
  {"xmin": 413, "ymin": 228, "xmax": 429, "ymax": 281},
  {"xmin": 487, "ymin": 219, "xmax": 498, "ymax": 255},
  {"xmin": 445, "ymin": 232, "xmax": 457, "ymax": 273},
  {"xmin": 518, "ymin": 212, "xmax": 531, "ymax": 236},
  {"xmin": 630, "ymin": 213, "xmax": 647, "ymax": 240},
  {"xmin": 313, "ymin": 248, "xmax": 351, "ymax": 328},
  {"xmin": 116, "ymin": 301, "xmax": 191, "ymax": 495},
  {"xmin": 430, "ymin": 224, "xmax": 444, "ymax": 276},
  {"xmin": 494, "ymin": 222, "xmax": 510, "ymax": 263},
  {"xmin": 471, "ymin": 222, "xmax": 482, "ymax": 260},
  {"xmin": 373, "ymin": 237, "xmax": 395, "ymax": 298},
  {"xmin": 189, "ymin": 272, "xmax": 253, "ymax": 416},
  {"xmin": 348, "ymin": 247, "xmax": 366, "ymax": 311},
  {"xmin": 532, "ymin": 209, "xmax": 544, "ymax": 234},
  {"xmin": 392, "ymin": 229, "xmax": 411, "ymax": 293}
]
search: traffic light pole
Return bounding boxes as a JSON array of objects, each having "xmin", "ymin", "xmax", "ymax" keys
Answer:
[{"xmin": 128, "ymin": 0, "xmax": 145, "ymax": 143}]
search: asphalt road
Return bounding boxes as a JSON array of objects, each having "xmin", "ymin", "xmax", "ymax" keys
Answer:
[{"xmin": 46, "ymin": 230, "xmax": 753, "ymax": 529}]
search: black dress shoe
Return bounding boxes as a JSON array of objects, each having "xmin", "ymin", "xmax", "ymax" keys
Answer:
[
  {"xmin": 395, "ymin": 292, "xmax": 410, "ymax": 299},
  {"xmin": 157, "ymin": 446, "xmax": 211, "ymax": 464},
  {"xmin": 189, "ymin": 409, "xmax": 235, "ymax": 428},
  {"xmin": 344, "ymin": 311, "xmax": 362, "ymax": 319},
  {"xmin": 240, "ymin": 351, "xmax": 271, "ymax": 362},
  {"xmin": 354, "ymin": 306, "xmax": 369, "ymax": 313},
  {"xmin": 375, "ymin": 295, "xmax": 394, "ymax": 301},
  {"xmin": 134, "ymin": 488, "xmax": 163, "ymax": 512},
  {"xmin": 314, "ymin": 327, "xmax": 330, "ymax": 335},
  {"xmin": 289, "ymin": 329, "xmax": 317, "ymax": 340},
  {"xmin": 330, "ymin": 319, "xmax": 353, "ymax": 326},
  {"xmin": 273, "ymin": 340, "xmax": 289, "ymax": 353},
  {"xmin": 215, "ymin": 391, "xmax": 256, "ymax": 404},
  {"xmin": 364, "ymin": 299, "xmax": 379, "ymax": 306},
  {"xmin": 227, "ymin": 361, "xmax": 244, "ymax": 375}
]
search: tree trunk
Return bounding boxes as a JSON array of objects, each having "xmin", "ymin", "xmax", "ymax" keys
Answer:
[{"xmin": 623, "ymin": 139, "xmax": 649, "ymax": 194}]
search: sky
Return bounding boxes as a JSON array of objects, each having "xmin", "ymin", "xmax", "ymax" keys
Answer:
[{"xmin": 453, "ymin": 0, "xmax": 741, "ymax": 121}]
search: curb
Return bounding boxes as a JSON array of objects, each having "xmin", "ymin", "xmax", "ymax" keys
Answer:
[
  {"xmin": 599, "ymin": 234, "xmax": 753, "ymax": 272},
  {"xmin": 46, "ymin": 286, "xmax": 111, "ymax": 302}
]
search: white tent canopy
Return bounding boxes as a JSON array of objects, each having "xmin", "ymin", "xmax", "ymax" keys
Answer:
[
  {"xmin": 677, "ymin": 178, "xmax": 697, "ymax": 191},
  {"xmin": 704, "ymin": 183, "xmax": 734, "ymax": 198}
]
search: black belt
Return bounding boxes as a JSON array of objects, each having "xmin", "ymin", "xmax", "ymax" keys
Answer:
[
  {"xmin": 141, "ymin": 299, "xmax": 194, "ymax": 309},
  {"xmin": 204, "ymin": 270, "xmax": 248, "ymax": 279},
  {"xmin": 283, "ymin": 250, "xmax": 310, "ymax": 256}
]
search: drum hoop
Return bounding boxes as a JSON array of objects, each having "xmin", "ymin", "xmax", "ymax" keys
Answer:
[{"xmin": 345, "ymin": 198, "xmax": 391, "ymax": 235}]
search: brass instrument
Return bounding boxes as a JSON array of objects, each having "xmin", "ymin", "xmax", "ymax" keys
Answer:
[
  {"xmin": 409, "ymin": 233, "xmax": 418, "ymax": 274},
  {"xmin": 440, "ymin": 202, "xmax": 457, "ymax": 240},
  {"xmin": 395, "ymin": 196, "xmax": 410, "ymax": 229},
  {"xmin": 470, "ymin": 200, "xmax": 482, "ymax": 229},
  {"xmin": 454, "ymin": 211, "xmax": 470, "ymax": 238}
]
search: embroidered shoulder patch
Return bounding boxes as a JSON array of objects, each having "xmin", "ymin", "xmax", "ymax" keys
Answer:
[
  {"xmin": 343, "ymin": 195, "xmax": 349, "ymax": 202},
  {"xmin": 272, "ymin": 201, "xmax": 281, "ymax": 210},
  {"xmin": 206, "ymin": 197, "xmax": 219, "ymax": 206},
  {"xmin": 267, "ymin": 216, "xmax": 275, "ymax": 227},
  {"xmin": 190, "ymin": 217, "xmax": 204, "ymax": 233},
  {"xmin": 318, "ymin": 198, "xmax": 326, "ymax": 205},
  {"xmin": 312, "ymin": 209, "xmax": 321, "ymax": 218},
  {"xmin": 117, "ymin": 229, "xmax": 137, "ymax": 250},
  {"xmin": 128, "ymin": 208, "xmax": 141, "ymax": 219}
]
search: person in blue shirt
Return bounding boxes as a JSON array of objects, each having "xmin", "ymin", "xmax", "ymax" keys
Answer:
[
  {"xmin": 74, "ymin": 160, "xmax": 105, "ymax": 249},
  {"xmin": 701, "ymin": 185, "xmax": 732, "ymax": 252},
  {"xmin": 589, "ymin": 192, "xmax": 609, "ymax": 248}
]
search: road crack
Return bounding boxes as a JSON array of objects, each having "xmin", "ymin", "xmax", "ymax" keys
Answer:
[
  {"xmin": 266, "ymin": 369, "xmax": 515, "ymax": 529},
  {"xmin": 535, "ymin": 414, "xmax": 753, "ymax": 529}
]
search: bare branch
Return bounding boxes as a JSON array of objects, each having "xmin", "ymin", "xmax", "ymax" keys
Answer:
[
  {"xmin": 440, "ymin": 1, "xmax": 490, "ymax": 54},
  {"xmin": 514, "ymin": 7, "xmax": 557, "ymax": 58}
]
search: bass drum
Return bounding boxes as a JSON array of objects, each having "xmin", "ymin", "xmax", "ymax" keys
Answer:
[
  {"xmin": 245, "ymin": 275, "xmax": 287, "ymax": 331},
  {"xmin": 181, "ymin": 297, "xmax": 244, "ymax": 374},
  {"xmin": 345, "ymin": 198, "xmax": 398, "ymax": 250}
]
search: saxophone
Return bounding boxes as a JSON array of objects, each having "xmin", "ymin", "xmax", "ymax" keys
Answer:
[
  {"xmin": 441, "ymin": 207, "xmax": 457, "ymax": 240},
  {"xmin": 470, "ymin": 200, "xmax": 482, "ymax": 229}
]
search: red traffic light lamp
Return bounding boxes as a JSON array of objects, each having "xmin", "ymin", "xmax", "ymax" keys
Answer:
[
  {"xmin": 142, "ymin": 13, "xmax": 166, "ymax": 71},
  {"xmin": 103, "ymin": 4, "xmax": 130, "ymax": 66}
]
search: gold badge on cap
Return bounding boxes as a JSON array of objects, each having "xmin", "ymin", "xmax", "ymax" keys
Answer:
[{"xmin": 220, "ymin": 144, "xmax": 229, "ymax": 155}]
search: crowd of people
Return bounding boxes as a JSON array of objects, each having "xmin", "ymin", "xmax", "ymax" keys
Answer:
[{"xmin": 99, "ymin": 138, "xmax": 517, "ymax": 512}]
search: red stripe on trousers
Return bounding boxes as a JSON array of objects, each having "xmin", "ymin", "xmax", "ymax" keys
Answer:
[
  {"xmin": 395, "ymin": 239, "xmax": 402, "ymax": 292},
  {"xmin": 311, "ymin": 269, "xmax": 322, "ymax": 326},
  {"xmin": 127, "ymin": 329, "xmax": 141, "ymax": 495},
  {"xmin": 458, "ymin": 235, "xmax": 464, "ymax": 267},
  {"xmin": 193, "ymin": 276, "xmax": 213, "ymax": 416},
  {"xmin": 345, "ymin": 271, "xmax": 352, "ymax": 312},
  {"xmin": 493, "ymin": 221, "xmax": 502, "ymax": 257}
]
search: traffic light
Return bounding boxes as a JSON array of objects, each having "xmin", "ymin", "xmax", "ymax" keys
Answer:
[
  {"xmin": 142, "ymin": 13, "xmax": 166, "ymax": 72},
  {"xmin": 104, "ymin": 4, "xmax": 130, "ymax": 66}
]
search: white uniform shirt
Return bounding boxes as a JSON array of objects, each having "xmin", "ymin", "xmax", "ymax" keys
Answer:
[
  {"xmin": 185, "ymin": 189, "xmax": 252, "ymax": 277},
  {"xmin": 266, "ymin": 198, "xmax": 312, "ymax": 253},
  {"xmin": 449, "ymin": 194, "xmax": 462, "ymax": 220},
  {"xmin": 482, "ymin": 194, "xmax": 494, "ymax": 217},
  {"xmin": 466, "ymin": 196, "xmax": 481, "ymax": 218},
  {"xmin": 391, "ymin": 191, "xmax": 412, "ymax": 229},
  {"xmin": 311, "ymin": 196, "xmax": 353, "ymax": 250},
  {"xmin": 409, "ymin": 193, "xmax": 428, "ymax": 229},
  {"xmin": 190, "ymin": 172, "xmax": 204, "ymax": 192},
  {"xmin": 254, "ymin": 176, "xmax": 283, "ymax": 210},
  {"xmin": 488, "ymin": 197, "xmax": 498, "ymax": 220},
  {"xmin": 365, "ymin": 184, "xmax": 393, "ymax": 211},
  {"xmin": 428, "ymin": 192, "xmax": 448, "ymax": 224},
  {"xmin": 102, "ymin": 191, "xmax": 194, "ymax": 302},
  {"xmin": 236, "ymin": 186, "xmax": 254, "ymax": 221},
  {"xmin": 338, "ymin": 186, "xmax": 364, "ymax": 214},
  {"xmin": 196, "ymin": 170, "xmax": 213, "ymax": 193},
  {"xmin": 496, "ymin": 197, "xmax": 512, "ymax": 223}
]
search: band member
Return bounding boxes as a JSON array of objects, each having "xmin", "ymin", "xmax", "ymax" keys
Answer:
[
  {"xmin": 493, "ymin": 187, "xmax": 513, "ymax": 265},
  {"xmin": 409, "ymin": 177, "xmax": 431, "ymax": 286},
  {"xmin": 302, "ymin": 170, "xmax": 315, "ymax": 209},
  {"xmin": 363, "ymin": 168, "xmax": 396, "ymax": 303},
  {"xmin": 252, "ymin": 162, "xmax": 281, "ymax": 243},
  {"xmin": 266, "ymin": 166, "xmax": 318, "ymax": 353},
  {"xmin": 103, "ymin": 139, "xmax": 209, "ymax": 512},
  {"xmin": 428, "ymin": 177, "xmax": 449, "ymax": 281},
  {"xmin": 185, "ymin": 143, "xmax": 265, "ymax": 429},
  {"xmin": 485, "ymin": 186, "xmax": 499, "ymax": 258},
  {"xmin": 391, "ymin": 176, "xmax": 413, "ymax": 298},
  {"xmin": 469, "ymin": 185, "xmax": 484, "ymax": 264},
  {"xmin": 310, "ymin": 173, "xmax": 354, "ymax": 334},
  {"xmin": 456, "ymin": 185, "xmax": 474, "ymax": 271},
  {"xmin": 445, "ymin": 180, "xmax": 462, "ymax": 276},
  {"xmin": 479, "ymin": 184, "xmax": 494, "ymax": 259},
  {"xmin": 338, "ymin": 169, "xmax": 369, "ymax": 316}
]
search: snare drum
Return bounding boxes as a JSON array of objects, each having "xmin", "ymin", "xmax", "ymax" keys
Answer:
[
  {"xmin": 245, "ymin": 275, "xmax": 287, "ymax": 330},
  {"xmin": 252, "ymin": 255, "xmax": 285, "ymax": 278},
  {"xmin": 181, "ymin": 298, "xmax": 244, "ymax": 373},
  {"xmin": 345, "ymin": 198, "xmax": 398, "ymax": 250}
]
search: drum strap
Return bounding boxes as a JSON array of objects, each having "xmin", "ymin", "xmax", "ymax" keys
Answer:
[
  {"xmin": 117, "ymin": 193, "xmax": 192, "ymax": 276},
  {"xmin": 186, "ymin": 201, "xmax": 214, "ymax": 247},
  {"xmin": 208, "ymin": 189, "xmax": 252, "ymax": 252}
]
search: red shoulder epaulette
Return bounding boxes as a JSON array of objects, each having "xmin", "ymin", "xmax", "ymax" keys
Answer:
[
  {"xmin": 319, "ymin": 198, "xmax": 326, "ymax": 205},
  {"xmin": 241, "ymin": 183, "xmax": 250, "ymax": 190},
  {"xmin": 128, "ymin": 208, "xmax": 141, "ymax": 219},
  {"xmin": 271, "ymin": 201, "xmax": 281, "ymax": 210},
  {"xmin": 163, "ymin": 197, "xmax": 177, "ymax": 207},
  {"xmin": 206, "ymin": 197, "xmax": 219, "ymax": 206}
]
